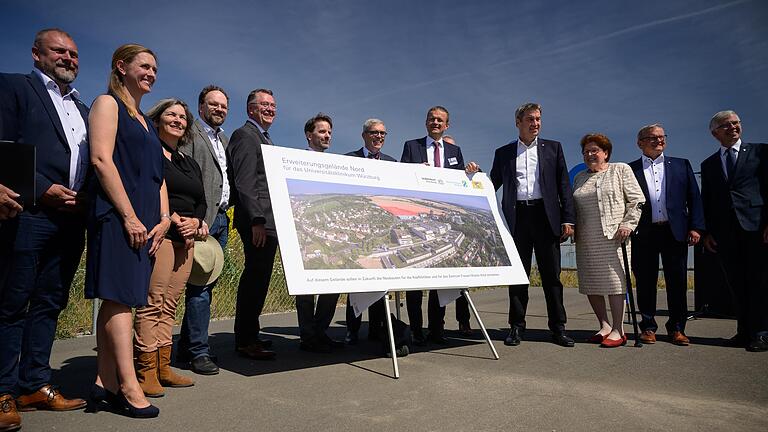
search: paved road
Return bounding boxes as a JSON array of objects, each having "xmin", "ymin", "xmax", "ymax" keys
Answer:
[{"xmin": 22, "ymin": 288, "xmax": 768, "ymax": 431}]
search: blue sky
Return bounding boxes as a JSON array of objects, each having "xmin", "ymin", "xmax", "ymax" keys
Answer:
[{"xmin": 2, "ymin": 0, "xmax": 766, "ymax": 174}]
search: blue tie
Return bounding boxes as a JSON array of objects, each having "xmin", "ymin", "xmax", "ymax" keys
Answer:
[{"xmin": 725, "ymin": 148, "xmax": 735, "ymax": 179}]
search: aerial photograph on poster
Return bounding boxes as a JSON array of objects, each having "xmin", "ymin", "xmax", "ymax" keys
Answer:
[{"xmin": 286, "ymin": 179, "xmax": 511, "ymax": 270}]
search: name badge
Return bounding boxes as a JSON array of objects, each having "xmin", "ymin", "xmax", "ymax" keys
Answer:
[{"xmin": 448, "ymin": 157, "xmax": 458, "ymax": 166}]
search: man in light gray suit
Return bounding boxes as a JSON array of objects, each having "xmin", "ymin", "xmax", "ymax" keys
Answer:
[{"xmin": 177, "ymin": 85, "xmax": 231, "ymax": 374}]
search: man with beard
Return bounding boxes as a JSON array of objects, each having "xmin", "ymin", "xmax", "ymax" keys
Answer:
[
  {"xmin": 176, "ymin": 86, "xmax": 231, "ymax": 374},
  {"xmin": 0, "ymin": 28, "xmax": 89, "ymax": 431},
  {"xmin": 296, "ymin": 113, "xmax": 343, "ymax": 353}
]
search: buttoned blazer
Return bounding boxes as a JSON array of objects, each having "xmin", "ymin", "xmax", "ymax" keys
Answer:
[
  {"xmin": 629, "ymin": 156, "xmax": 705, "ymax": 242},
  {"xmin": 0, "ymin": 72, "xmax": 90, "ymax": 203},
  {"xmin": 700, "ymin": 142, "xmax": 768, "ymax": 238},
  {"xmin": 489, "ymin": 138, "xmax": 575, "ymax": 237},
  {"xmin": 226, "ymin": 121, "xmax": 275, "ymax": 236},
  {"xmin": 400, "ymin": 137, "xmax": 465, "ymax": 170},
  {"xmin": 573, "ymin": 163, "xmax": 645, "ymax": 239},
  {"xmin": 346, "ymin": 147, "xmax": 397, "ymax": 162},
  {"xmin": 180, "ymin": 119, "xmax": 230, "ymax": 227}
]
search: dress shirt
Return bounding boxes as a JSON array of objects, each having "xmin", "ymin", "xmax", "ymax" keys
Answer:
[
  {"xmin": 515, "ymin": 137, "xmax": 542, "ymax": 200},
  {"xmin": 426, "ymin": 138, "xmax": 443, "ymax": 168},
  {"xmin": 201, "ymin": 121, "xmax": 230, "ymax": 209},
  {"xmin": 642, "ymin": 153, "xmax": 668, "ymax": 223},
  {"xmin": 362, "ymin": 146, "xmax": 377, "ymax": 159},
  {"xmin": 719, "ymin": 139, "xmax": 741, "ymax": 179},
  {"xmin": 33, "ymin": 68, "xmax": 88, "ymax": 190}
]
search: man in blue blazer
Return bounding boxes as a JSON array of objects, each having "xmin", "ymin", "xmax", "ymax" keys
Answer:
[
  {"xmin": 0, "ymin": 28, "xmax": 89, "ymax": 429},
  {"xmin": 701, "ymin": 110, "xmax": 768, "ymax": 352},
  {"xmin": 629, "ymin": 124, "xmax": 704, "ymax": 346},
  {"xmin": 344, "ymin": 118, "xmax": 396, "ymax": 345},
  {"xmin": 400, "ymin": 106, "xmax": 479, "ymax": 345},
  {"xmin": 489, "ymin": 103, "xmax": 576, "ymax": 347}
]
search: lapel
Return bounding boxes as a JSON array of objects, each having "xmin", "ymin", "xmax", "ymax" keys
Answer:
[
  {"xmin": 27, "ymin": 73, "xmax": 68, "ymax": 148},
  {"xmin": 536, "ymin": 139, "xmax": 547, "ymax": 188},
  {"xmin": 195, "ymin": 120, "xmax": 221, "ymax": 172},
  {"xmin": 248, "ymin": 121, "xmax": 270, "ymax": 146},
  {"xmin": 632, "ymin": 158, "xmax": 650, "ymax": 198},
  {"xmin": 419, "ymin": 137, "xmax": 428, "ymax": 163},
  {"xmin": 509, "ymin": 140, "xmax": 520, "ymax": 189},
  {"xmin": 729, "ymin": 143, "xmax": 750, "ymax": 185},
  {"xmin": 663, "ymin": 157, "xmax": 675, "ymax": 205}
]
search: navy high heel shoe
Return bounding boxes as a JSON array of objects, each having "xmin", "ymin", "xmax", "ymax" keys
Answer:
[
  {"xmin": 113, "ymin": 391, "xmax": 159, "ymax": 418},
  {"xmin": 86, "ymin": 384, "xmax": 117, "ymax": 413}
]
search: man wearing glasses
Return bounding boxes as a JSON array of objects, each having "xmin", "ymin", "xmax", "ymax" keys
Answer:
[
  {"xmin": 629, "ymin": 124, "xmax": 704, "ymax": 346},
  {"xmin": 700, "ymin": 111, "xmax": 768, "ymax": 352},
  {"xmin": 226, "ymin": 89, "xmax": 279, "ymax": 360}
]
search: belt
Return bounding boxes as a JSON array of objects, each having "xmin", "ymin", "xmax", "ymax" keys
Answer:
[{"xmin": 516, "ymin": 199, "xmax": 543, "ymax": 206}]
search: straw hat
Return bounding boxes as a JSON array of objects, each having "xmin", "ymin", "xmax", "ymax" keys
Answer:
[{"xmin": 188, "ymin": 236, "xmax": 225, "ymax": 286}]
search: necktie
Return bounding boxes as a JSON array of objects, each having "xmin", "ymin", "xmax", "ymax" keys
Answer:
[
  {"xmin": 263, "ymin": 130, "xmax": 273, "ymax": 145},
  {"xmin": 367, "ymin": 152, "xmax": 380, "ymax": 160},
  {"xmin": 433, "ymin": 142, "xmax": 441, "ymax": 167},
  {"xmin": 725, "ymin": 147, "xmax": 735, "ymax": 179}
]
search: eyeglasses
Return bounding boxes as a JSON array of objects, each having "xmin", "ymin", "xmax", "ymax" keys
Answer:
[
  {"xmin": 639, "ymin": 135, "xmax": 667, "ymax": 142},
  {"xmin": 715, "ymin": 120, "xmax": 740, "ymax": 130},
  {"xmin": 249, "ymin": 101, "xmax": 277, "ymax": 109},
  {"xmin": 365, "ymin": 131, "xmax": 387, "ymax": 136},
  {"xmin": 582, "ymin": 149, "xmax": 603, "ymax": 156}
]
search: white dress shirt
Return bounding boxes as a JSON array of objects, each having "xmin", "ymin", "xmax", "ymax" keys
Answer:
[
  {"xmin": 642, "ymin": 153, "xmax": 668, "ymax": 223},
  {"xmin": 201, "ymin": 121, "xmax": 230, "ymax": 209},
  {"xmin": 33, "ymin": 68, "xmax": 88, "ymax": 191},
  {"xmin": 515, "ymin": 137, "xmax": 542, "ymax": 200},
  {"xmin": 719, "ymin": 139, "xmax": 741, "ymax": 179},
  {"xmin": 426, "ymin": 137, "xmax": 443, "ymax": 168}
]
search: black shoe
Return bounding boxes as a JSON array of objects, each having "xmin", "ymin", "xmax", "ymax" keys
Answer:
[
  {"xmin": 300, "ymin": 337, "xmax": 332, "ymax": 353},
  {"xmin": 427, "ymin": 331, "xmax": 449, "ymax": 345},
  {"xmin": 746, "ymin": 335, "xmax": 768, "ymax": 352},
  {"xmin": 256, "ymin": 339, "xmax": 273, "ymax": 349},
  {"xmin": 190, "ymin": 356, "xmax": 219, "ymax": 375},
  {"xmin": 385, "ymin": 345, "xmax": 410, "ymax": 358},
  {"xmin": 504, "ymin": 328, "xmax": 522, "ymax": 346},
  {"xmin": 319, "ymin": 333, "xmax": 345, "ymax": 349},
  {"xmin": 112, "ymin": 391, "xmax": 159, "ymax": 419},
  {"xmin": 345, "ymin": 331, "xmax": 359, "ymax": 345},
  {"xmin": 551, "ymin": 333, "xmax": 575, "ymax": 347},
  {"xmin": 723, "ymin": 333, "xmax": 749, "ymax": 348},
  {"xmin": 86, "ymin": 384, "xmax": 117, "ymax": 413},
  {"xmin": 412, "ymin": 330, "xmax": 427, "ymax": 346}
]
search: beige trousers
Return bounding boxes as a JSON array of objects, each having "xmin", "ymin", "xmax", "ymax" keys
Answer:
[{"xmin": 134, "ymin": 240, "xmax": 193, "ymax": 352}]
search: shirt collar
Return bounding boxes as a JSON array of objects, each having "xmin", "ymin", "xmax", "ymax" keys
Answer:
[
  {"xmin": 247, "ymin": 118, "xmax": 267, "ymax": 134},
  {"xmin": 518, "ymin": 136, "xmax": 538, "ymax": 148},
  {"xmin": 721, "ymin": 139, "xmax": 742, "ymax": 155},
  {"xmin": 201, "ymin": 120, "xmax": 223, "ymax": 137},
  {"xmin": 33, "ymin": 68, "xmax": 79, "ymax": 99},
  {"xmin": 428, "ymin": 137, "xmax": 443, "ymax": 147},
  {"xmin": 643, "ymin": 153, "xmax": 665, "ymax": 166}
]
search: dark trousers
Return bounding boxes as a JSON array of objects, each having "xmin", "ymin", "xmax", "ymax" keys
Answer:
[
  {"xmin": 508, "ymin": 203, "xmax": 567, "ymax": 333},
  {"xmin": 296, "ymin": 294, "xmax": 340, "ymax": 341},
  {"xmin": 715, "ymin": 213, "xmax": 768, "ymax": 338},
  {"xmin": 178, "ymin": 210, "xmax": 229, "ymax": 360},
  {"xmin": 631, "ymin": 224, "xmax": 689, "ymax": 333},
  {"xmin": 0, "ymin": 211, "xmax": 85, "ymax": 395},
  {"xmin": 234, "ymin": 228, "xmax": 278, "ymax": 348},
  {"xmin": 346, "ymin": 297, "xmax": 386, "ymax": 336},
  {"xmin": 406, "ymin": 290, "xmax": 470, "ymax": 335}
]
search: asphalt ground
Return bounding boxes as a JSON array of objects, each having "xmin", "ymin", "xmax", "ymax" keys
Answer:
[{"xmin": 20, "ymin": 287, "xmax": 768, "ymax": 432}]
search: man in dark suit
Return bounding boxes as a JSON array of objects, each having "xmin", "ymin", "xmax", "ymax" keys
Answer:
[
  {"xmin": 629, "ymin": 124, "xmax": 704, "ymax": 346},
  {"xmin": 226, "ymin": 88, "xmax": 279, "ymax": 360},
  {"xmin": 400, "ymin": 106, "xmax": 480, "ymax": 346},
  {"xmin": 295, "ymin": 113, "xmax": 343, "ymax": 353},
  {"xmin": 489, "ymin": 102, "xmax": 575, "ymax": 347},
  {"xmin": 0, "ymin": 28, "xmax": 88, "ymax": 430},
  {"xmin": 177, "ymin": 85, "xmax": 231, "ymax": 374},
  {"xmin": 701, "ymin": 110, "xmax": 768, "ymax": 352},
  {"xmin": 343, "ymin": 118, "xmax": 396, "ymax": 345}
]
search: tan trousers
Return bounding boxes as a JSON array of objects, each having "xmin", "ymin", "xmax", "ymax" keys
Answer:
[{"xmin": 134, "ymin": 240, "xmax": 193, "ymax": 352}]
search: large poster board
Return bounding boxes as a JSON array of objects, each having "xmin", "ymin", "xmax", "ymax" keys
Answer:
[{"xmin": 262, "ymin": 146, "xmax": 528, "ymax": 295}]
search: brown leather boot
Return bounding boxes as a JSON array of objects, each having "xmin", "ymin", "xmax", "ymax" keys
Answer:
[
  {"xmin": 157, "ymin": 346, "xmax": 194, "ymax": 388},
  {"xmin": 135, "ymin": 350, "xmax": 164, "ymax": 397},
  {"xmin": 0, "ymin": 393, "xmax": 21, "ymax": 432}
]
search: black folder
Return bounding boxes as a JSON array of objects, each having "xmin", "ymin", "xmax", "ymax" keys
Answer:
[{"xmin": 0, "ymin": 140, "xmax": 36, "ymax": 208}]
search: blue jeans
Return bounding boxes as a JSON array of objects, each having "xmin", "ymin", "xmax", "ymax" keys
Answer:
[
  {"xmin": 0, "ymin": 211, "xmax": 85, "ymax": 395},
  {"xmin": 177, "ymin": 211, "xmax": 228, "ymax": 360}
]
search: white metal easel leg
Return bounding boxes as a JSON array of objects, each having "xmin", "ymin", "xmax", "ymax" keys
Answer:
[
  {"xmin": 383, "ymin": 294, "xmax": 400, "ymax": 379},
  {"xmin": 462, "ymin": 289, "xmax": 499, "ymax": 360}
]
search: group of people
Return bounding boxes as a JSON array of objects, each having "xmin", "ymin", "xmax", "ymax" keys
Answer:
[{"xmin": 0, "ymin": 28, "xmax": 766, "ymax": 429}]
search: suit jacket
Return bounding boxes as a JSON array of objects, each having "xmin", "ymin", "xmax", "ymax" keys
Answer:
[
  {"xmin": 489, "ymin": 138, "xmax": 575, "ymax": 237},
  {"xmin": 400, "ymin": 137, "xmax": 464, "ymax": 169},
  {"xmin": 700, "ymin": 142, "xmax": 768, "ymax": 239},
  {"xmin": 345, "ymin": 147, "xmax": 397, "ymax": 162},
  {"xmin": 226, "ymin": 121, "xmax": 275, "ymax": 236},
  {"xmin": 574, "ymin": 163, "xmax": 645, "ymax": 238},
  {"xmin": 181, "ymin": 119, "xmax": 230, "ymax": 227},
  {"xmin": 629, "ymin": 156, "xmax": 705, "ymax": 242},
  {"xmin": 0, "ymin": 72, "xmax": 90, "ymax": 204}
]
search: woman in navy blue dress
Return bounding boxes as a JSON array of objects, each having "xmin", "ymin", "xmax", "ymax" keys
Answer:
[{"xmin": 86, "ymin": 44, "xmax": 170, "ymax": 418}]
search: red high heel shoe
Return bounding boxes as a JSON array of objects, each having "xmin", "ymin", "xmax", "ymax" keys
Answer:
[{"xmin": 600, "ymin": 334, "xmax": 627, "ymax": 348}]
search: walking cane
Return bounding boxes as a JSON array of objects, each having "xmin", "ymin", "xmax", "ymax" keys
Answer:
[{"xmin": 621, "ymin": 241, "xmax": 643, "ymax": 347}]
